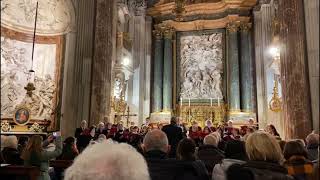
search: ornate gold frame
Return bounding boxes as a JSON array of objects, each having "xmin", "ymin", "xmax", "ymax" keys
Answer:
[{"xmin": 13, "ymin": 106, "xmax": 31, "ymax": 126}]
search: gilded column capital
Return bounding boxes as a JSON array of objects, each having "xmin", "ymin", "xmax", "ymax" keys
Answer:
[
  {"xmin": 240, "ymin": 22, "xmax": 252, "ymax": 32},
  {"xmin": 152, "ymin": 29, "xmax": 163, "ymax": 39},
  {"xmin": 226, "ymin": 22, "xmax": 240, "ymax": 33},
  {"xmin": 163, "ymin": 26, "xmax": 175, "ymax": 39}
]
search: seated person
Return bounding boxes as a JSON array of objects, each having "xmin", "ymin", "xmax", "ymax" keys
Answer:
[
  {"xmin": 58, "ymin": 137, "xmax": 79, "ymax": 160},
  {"xmin": 143, "ymin": 129, "xmax": 209, "ymax": 180},
  {"xmin": 2, "ymin": 135, "xmax": 23, "ymax": 165},
  {"xmin": 197, "ymin": 135, "xmax": 224, "ymax": 175},
  {"xmin": 64, "ymin": 140, "xmax": 149, "ymax": 180}
]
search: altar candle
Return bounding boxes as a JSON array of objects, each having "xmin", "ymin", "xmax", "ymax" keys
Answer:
[
  {"xmin": 210, "ymin": 98, "xmax": 212, "ymax": 106},
  {"xmin": 218, "ymin": 97, "xmax": 220, "ymax": 106},
  {"xmin": 188, "ymin": 98, "xmax": 191, "ymax": 107},
  {"xmin": 180, "ymin": 97, "xmax": 182, "ymax": 107}
]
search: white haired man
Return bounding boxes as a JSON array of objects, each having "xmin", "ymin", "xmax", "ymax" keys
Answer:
[
  {"xmin": 197, "ymin": 135, "xmax": 224, "ymax": 176},
  {"xmin": 75, "ymin": 120, "xmax": 88, "ymax": 139},
  {"xmin": 2, "ymin": 135, "xmax": 23, "ymax": 165},
  {"xmin": 306, "ymin": 132, "xmax": 319, "ymax": 161},
  {"xmin": 64, "ymin": 140, "xmax": 150, "ymax": 180},
  {"xmin": 143, "ymin": 129, "xmax": 209, "ymax": 180}
]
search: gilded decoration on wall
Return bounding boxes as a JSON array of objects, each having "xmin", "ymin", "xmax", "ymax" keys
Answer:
[
  {"xmin": 180, "ymin": 32, "xmax": 223, "ymax": 99},
  {"xmin": 269, "ymin": 75, "xmax": 282, "ymax": 112}
]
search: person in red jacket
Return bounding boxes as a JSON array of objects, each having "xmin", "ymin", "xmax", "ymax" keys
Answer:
[{"xmin": 188, "ymin": 121, "xmax": 202, "ymax": 146}]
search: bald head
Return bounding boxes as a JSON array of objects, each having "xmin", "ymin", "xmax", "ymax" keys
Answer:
[{"xmin": 143, "ymin": 129, "xmax": 169, "ymax": 153}]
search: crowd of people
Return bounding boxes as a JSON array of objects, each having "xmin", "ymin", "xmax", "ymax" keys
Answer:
[{"xmin": 0, "ymin": 117, "xmax": 319, "ymax": 180}]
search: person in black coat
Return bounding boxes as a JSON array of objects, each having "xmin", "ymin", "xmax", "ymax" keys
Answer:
[
  {"xmin": 74, "ymin": 120, "xmax": 88, "ymax": 139},
  {"xmin": 143, "ymin": 129, "xmax": 209, "ymax": 180},
  {"xmin": 197, "ymin": 134, "xmax": 224, "ymax": 175},
  {"xmin": 2, "ymin": 136, "xmax": 23, "ymax": 165},
  {"xmin": 227, "ymin": 132, "xmax": 293, "ymax": 180},
  {"xmin": 161, "ymin": 116, "xmax": 183, "ymax": 158}
]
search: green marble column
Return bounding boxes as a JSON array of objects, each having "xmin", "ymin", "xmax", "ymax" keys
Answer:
[
  {"xmin": 162, "ymin": 27, "xmax": 174, "ymax": 112},
  {"xmin": 227, "ymin": 22, "xmax": 241, "ymax": 112},
  {"xmin": 240, "ymin": 23, "xmax": 255, "ymax": 112},
  {"xmin": 151, "ymin": 29, "xmax": 164, "ymax": 113}
]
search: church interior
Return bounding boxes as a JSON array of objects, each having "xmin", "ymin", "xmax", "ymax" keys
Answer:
[{"xmin": 0, "ymin": 0, "xmax": 319, "ymax": 179}]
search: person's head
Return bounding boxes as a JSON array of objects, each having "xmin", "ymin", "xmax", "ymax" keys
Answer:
[
  {"xmin": 176, "ymin": 138, "xmax": 196, "ymax": 161},
  {"xmin": 117, "ymin": 124, "xmax": 124, "ymax": 131},
  {"xmin": 225, "ymin": 140, "xmax": 247, "ymax": 161},
  {"xmin": 5, "ymin": 135, "xmax": 18, "ymax": 149},
  {"xmin": 248, "ymin": 118, "xmax": 254, "ymax": 125},
  {"xmin": 21, "ymin": 135, "xmax": 43, "ymax": 160},
  {"xmin": 98, "ymin": 122, "xmax": 104, "ymax": 129},
  {"xmin": 18, "ymin": 136, "xmax": 29, "ymax": 146},
  {"xmin": 245, "ymin": 131, "xmax": 283, "ymax": 163},
  {"xmin": 283, "ymin": 140, "xmax": 308, "ymax": 160},
  {"xmin": 64, "ymin": 137, "xmax": 76, "ymax": 146},
  {"xmin": 203, "ymin": 135, "xmax": 218, "ymax": 147},
  {"xmin": 294, "ymin": 139, "xmax": 306, "ymax": 147},
  {"xmin": 170, "ymin": 116, "xmax": 177, "ymax": 125},
  {"xmin": 81, "ymin": 120, "xmax": 87, "ymax": 128},
  {"xmin": 227, "ymin": 120, "xmax": 233, "ymax": 127},
  {"xmin": 106, "ymin": 123, "xmax": 112, "ymax": 129},
  {"xmin": 143, "ymin": 129, "xmax": 169, "ymax": 153},
  {"xmin": 306, "ymin": 133, "xmax": 319, "ymax": 146},
  {"xmin": 64, "ymin": 140, "xmax": 150, "ymax": 180},
  {"xmin": 203, "ymin": 126, "xmax": 211, "ymax": 134},
  {"xmin": 97, "ymin": 134, "xmax": 107, "ymax": 143},
  {"xmin": 205, "ymin": 120, "xmax": 213, "ymax": 127},
  {"xmin": 247, "ymin": 127, "xmax": 255, "ymax": 134},
  {"xmin": 266, "ymin": 124, "xmax": 279, "ymax": 136},
  {"xmin": 132, "ymin": 126, "xmax": 139, "ymax": 133}
]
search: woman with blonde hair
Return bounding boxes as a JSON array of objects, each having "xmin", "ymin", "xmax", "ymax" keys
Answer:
[
  {"xmin": 227, "ymin": 131, "xmax": 293, "ymax": 180},
  {"xmin": 21, "ymin": 134, "xmax": 62, "ymax": 180}
]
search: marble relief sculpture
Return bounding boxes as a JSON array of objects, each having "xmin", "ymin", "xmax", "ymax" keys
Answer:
[
  {"xmin": 1, "ymin": 36, "xmax": 56, "ymax": 120},
  {"xmin": 180, "ymin": 32, "xmax": 223, "ymax": 99}
]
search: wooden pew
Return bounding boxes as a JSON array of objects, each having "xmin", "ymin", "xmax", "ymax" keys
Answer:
[
  {"xmin": 0, "ymin": 165, "xmax": 40, "ymax": 180},
  {"xmin": 49, "ymin": 160, "xmax": 73, "ymax": 180}
]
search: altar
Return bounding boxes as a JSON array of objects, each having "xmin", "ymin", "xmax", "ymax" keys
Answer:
[{"xmin": 147, "ymin": 1, "xmax": 257, "ymax": 126}]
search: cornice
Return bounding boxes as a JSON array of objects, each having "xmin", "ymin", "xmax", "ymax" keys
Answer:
[
  {"xmin": 158, "ymin": 15, "xmax": 250, "ymax": 31},
  {"xmin": 147, "ymin": 0, "xmax": 257, "ymax": 18}
]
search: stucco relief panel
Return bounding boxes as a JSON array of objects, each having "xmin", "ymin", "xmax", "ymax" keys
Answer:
[
  {"xmin": 180, "ymin": 32, "xmax": 223, "ymax": 99},
  {"xmin": 1, "ymin": 36, "xmax": 56, "ymax": 119}
]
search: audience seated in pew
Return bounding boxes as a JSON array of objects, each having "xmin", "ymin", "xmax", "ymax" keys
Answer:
[{"xmin": 197, "ymin": 134, "xmax": 224, "ymax": 176}]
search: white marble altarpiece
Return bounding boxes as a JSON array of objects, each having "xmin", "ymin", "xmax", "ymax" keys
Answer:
[
  {"xmin": 180, "ymin": 32, "xmax": 224, "ymax": 99},
  {"xmin": 1, "ymin": 36, "xmax": 57, "ymax": 120}
]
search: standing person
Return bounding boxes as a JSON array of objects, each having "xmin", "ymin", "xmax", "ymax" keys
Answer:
[
  {"xmin": 189, "ymin": 121, "xmax": 202, "ymax": 147},
  {"xmin": 17, "ymin": 136, "xmax": 29, "ymax": 154},
  {"xmin": 58, "ymin": 137, "xmax": 79, "ymax": 160},
  {"xmin": 205, "ymin": 120, "xmax": 216, "ymax": 132},
  {"xmin": 74, "ymin": 120, "xmax": 87, "ymax": 139},
  {"xmin": 162, "ymin": 116, "xmax": 184, "ymax": 158},
  {"xmin": 21, "ymin": 133, "xmax": 62, "ymax": 180},
  {"xmin": 95, "ymin": 122, "xmax": 105, "ymax": 137}
]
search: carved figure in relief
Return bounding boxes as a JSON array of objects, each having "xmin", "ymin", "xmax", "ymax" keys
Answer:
[{"xmin": 180, "ymin": 33, "xmax": 223, "ymax": 99}]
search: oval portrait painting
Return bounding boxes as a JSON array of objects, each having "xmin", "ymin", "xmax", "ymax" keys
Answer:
[{"xmin": 14, "ymin": 107, "xmax": 31, "ymax": 126}]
